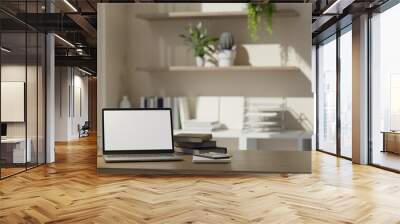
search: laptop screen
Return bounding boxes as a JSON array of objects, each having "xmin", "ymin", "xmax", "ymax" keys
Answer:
[{"xmin": 102, "ymin": 109, "xmax": 173, "ymax": 153}]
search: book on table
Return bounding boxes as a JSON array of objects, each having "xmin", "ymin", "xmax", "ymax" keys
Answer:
[
  {"xmin": 174, "ymin": 133, "xmax": 212, "ymax": 143},
  {"xmin": 192, "ymin": 155, "xmax": 231, "ymax": 163},
  {"xmin": 175, "ymin": 140, "xmax": 217, "ymax": 149},
  {"xmin": 175, "ymin": 147, "xmax": 227, "ymax": 155}
]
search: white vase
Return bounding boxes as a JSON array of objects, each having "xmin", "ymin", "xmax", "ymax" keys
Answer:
[
  {"xmin": 204, "ymin": 53, "xmax": 218, "ymax": 67},
  {"xmin": 195, "ymin": 56, "xmax": 205, "ymax": 67},
  {"xmin": 218, "ymin": 49, "xmax": 236, "ymax": 67},
  {"xmin": 120, "ymin": 95, "xmax": 131, "ymax": 108}
]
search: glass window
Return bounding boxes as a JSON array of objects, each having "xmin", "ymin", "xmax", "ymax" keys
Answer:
[
  {"xmin": 371, "ymin": 3, "xmax": 400, "ymax": 171},
  {"xmin": 318, "ymin": 36, "xmax": 337, "ymax": 154},
  {"xmin": 340, "ymin": 27, "xmax": 352, "ymax": 158}
]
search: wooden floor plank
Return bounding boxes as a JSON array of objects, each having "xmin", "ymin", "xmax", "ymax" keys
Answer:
[{"xmin": 0, "ymin": 135, "xmax": 399, "ymax": 223}]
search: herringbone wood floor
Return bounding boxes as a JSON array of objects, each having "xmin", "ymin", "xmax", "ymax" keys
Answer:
[{"xmin": 1, "ymin": 136, "xmax": 400, "ymax": 224}]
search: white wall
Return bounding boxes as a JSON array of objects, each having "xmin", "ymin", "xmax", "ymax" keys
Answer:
[
  {"xmin": 1, "ymin": 64, "xmax": 46, "ymax": 163},
  {"xmin": 1, "ymin": 65, "xmax": 39, "ymax": 138},
  {"xmin": 97, "ymin": 3, "xmax": 129, "ymax": 148},
  {"xmin": 55, "ymin": 67, "xmax": 89, "ymax": 141},
  {"xmin": 98, "ymin": 3, "xmax": 313, "ymax": 150}
]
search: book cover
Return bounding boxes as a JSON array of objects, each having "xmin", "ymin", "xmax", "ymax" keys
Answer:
[
  {"xmin": 192, "ymin": 155, "xmax": 231, "ymax": 163},
  {"xmin": 157, "ymin": 97, "xmax": 163, "ymax": 108},
  {"xmin": 172, "ymin": 97, "xmax": 181, "ymax": 130},
  {"xmin": 175, "ymin": 147, "xmax": 227, "ymax": 155},
  {"xmin": 175, "ymin": 140, "xmax": 217, "ymax": 149},
  {"xmin": 174, "ymin": 133, "xmax": 212, "ymax": 143},
  {"xmin": 140, "ymin": 96, "xmax": 147, "ymax": 108}
]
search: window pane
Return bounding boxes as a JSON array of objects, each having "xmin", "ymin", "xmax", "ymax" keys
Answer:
[
  {"xmin": 371, "ymin": 3, "xmax": 400, "ymax": 171},
  {"xmin": 318, "ymin": 37, "xmax": 337, "ymax": 154},
  {"xmin": 340, "ymin": 28, "xmax": 352, "ymax": 158}
]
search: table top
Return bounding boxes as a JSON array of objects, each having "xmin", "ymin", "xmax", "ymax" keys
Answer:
[
  {"xmin": 381, "ymin": 131, "xmax": 400, "ymax": 134},
  {"xmin": 1, "ymin": 138, "xmax": 27, "ymax": 143},
  {"xmin": 97, "ymin": 150, "xmax": 311, "ymax": 175}
]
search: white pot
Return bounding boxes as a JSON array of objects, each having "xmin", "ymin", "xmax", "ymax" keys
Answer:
[
  {"xmin": 120, "ymin": 95, "xmax": 131, "ymax": 108},
  {"xmin": 195, "ymin": 56, "xmax": 205, "ymax": 67},
  {"xmin": 218, "ymin": 50, "xmax": 236, "ymax": 67},
  {"xmin": 204, "ymin": 53, "xmax": 218, "ymax": 67}
]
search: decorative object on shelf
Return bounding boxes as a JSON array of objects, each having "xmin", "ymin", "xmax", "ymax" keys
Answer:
[
  {"xmin": 119, "ymin": 95, "xmax": 132, "ymax": 108},
  {"xmin": 217, "ymin": 32, "xmax": 236, "ymax": 67},
  {"xmin": 179, "ymin": 22, "xmax": 218, "ymax": 67},
  {"xmin": 139, "ymin": 96, "xmax": 189, "ymax": 130},
  {"xmin": 247, "ymin": 0, "xmax": 276, "ymax": 41},
  {"xmin": 243, "ymin": 97, "xmax": 286, "ymax": 132},
  {"xmin": 196, "ymin": 56, "xmax": 205, "ymax": 67},
  {"xmin": 204, "ymin": 46, "xmax": 218, "ymax": 67}
]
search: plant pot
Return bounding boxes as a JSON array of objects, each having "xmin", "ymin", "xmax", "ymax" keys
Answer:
[
  {"xmin": 204, "ymin": 53, "xmax": 218, "ymax": 67},
  {"xmin": 218, "ymin": 50, "xmax": 236, "ymax": 67},
  {"xmin": 195, "ymin": 56, "xmax": 205, "ymax": 67}
]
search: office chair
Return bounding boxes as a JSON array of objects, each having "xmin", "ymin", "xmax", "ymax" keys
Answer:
[{"xmin": 79, "ymin": 121, "xmax": 90, "ymax": 138}]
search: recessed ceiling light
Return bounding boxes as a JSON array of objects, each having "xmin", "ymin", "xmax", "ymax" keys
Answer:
[
  {"xmin": 63, "ymin": 0, "xmax": 78, "ymax": 12},
  {"xmin": 54, "ymin": 34, "xmax": 75, "ymax": 48},
  {"xmin": 78, "ymin": 67, "xmax": 93, "ymax": 76},
  {"xmin": 323, "ymin": 0, "xmax": 350, "ymax": 15},
  {"xmin": 1, "ymin": 47, "xmax": 11, "ymax": 53}
]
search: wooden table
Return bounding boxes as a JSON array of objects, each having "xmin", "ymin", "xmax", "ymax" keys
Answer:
[
  {"xmin": 97, "ymin": 150, "xmax": 311, "ymax": 175},
  {"xmin": 382, "ymin": 131, "xmax": 400, "ymax": 154}
]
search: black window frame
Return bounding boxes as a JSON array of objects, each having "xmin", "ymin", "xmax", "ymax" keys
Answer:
[{"xmin": 315, "ymin": 18, "xmax": 353, "ymax": 161}]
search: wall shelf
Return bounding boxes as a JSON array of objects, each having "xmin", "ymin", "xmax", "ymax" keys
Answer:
[
  {"xmin": 136, "ymin": 10, "xmax": 299, "ymax": 21},
  {"xmin": 136, "ymin": 65, "xmax": 300, "ymax": 73}
]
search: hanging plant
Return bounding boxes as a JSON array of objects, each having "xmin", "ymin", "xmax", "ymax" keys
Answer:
[{"xmin": 247, "ymin": 1, "xmax": 276, "ymax": 41}]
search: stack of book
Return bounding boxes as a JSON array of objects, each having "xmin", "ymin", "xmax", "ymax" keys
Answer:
[{"xmin": 174, "ymin": 133, "xmax": 227, "ymax": 155}]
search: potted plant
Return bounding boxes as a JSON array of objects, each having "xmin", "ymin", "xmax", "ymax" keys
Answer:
[
  {"xmin": 218, "ymin": 32, "xmax": 236, "ymax": 67},
  {"xmin": 180, "ymin": 22, "xmax": 218, "ymax": 67},
  {"xmin": 247, "ymin": 1, "xmax": 276, "ymax": 41}
]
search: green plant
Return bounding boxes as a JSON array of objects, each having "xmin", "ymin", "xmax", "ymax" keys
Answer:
[
  {"xmin": 248, "ymin": 1, "xmax": 276, "ymax": 41},
  {"xmin": 218, "ymin": 32, "xmax": 235, "ymax": 50},
  {"xmin": 179, "ymin": 22, "xmax": 218, "ymax": 58}
]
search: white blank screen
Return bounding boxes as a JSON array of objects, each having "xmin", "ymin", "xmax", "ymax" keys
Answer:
[
  {"xmin": 1, "ymin": 82, "xmax": 25, "ymax": 122},
  {"xmin": 103, "ymin": 110, "xmax": 173, "ymax": 151}
]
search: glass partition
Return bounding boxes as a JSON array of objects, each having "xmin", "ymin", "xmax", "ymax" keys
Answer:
[
  {"xmin": 1, "ymin": 31, "xmax": 28, "ymax": 177},
  {"xmin": 27, "ymin": 31, "xmax": 38, "ymax": 169},
  {"xmin": 0, "ymin": 2, "xmax": 46, "ymax": 179},
  {"xmin": 317, "ymin": 35, "xmax": 337, "ymax": 154},
  {"xmin": 37, "ymin": 32, "xmax": 45, "ymax": 165},
  {"xmin": 370, "ymin": 3, "xmax": 400, "ymax": 171}
]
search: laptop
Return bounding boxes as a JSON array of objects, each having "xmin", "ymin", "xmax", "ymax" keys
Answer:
[{"xmin": 102, "ymin": 108, "xmax": 182, "ymax": 162}]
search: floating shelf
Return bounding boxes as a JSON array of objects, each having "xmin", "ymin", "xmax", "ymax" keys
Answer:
[
  {"xmin": 136, "ymin": 65, "xmax": 300, "ymax": 73},
  {"xmin": 136, "ymin": 10, "xmax": 299, "ymax": 20}
]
